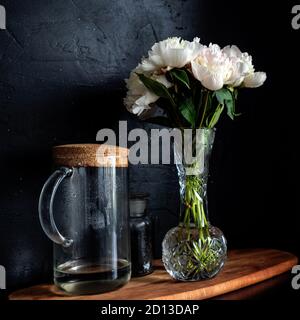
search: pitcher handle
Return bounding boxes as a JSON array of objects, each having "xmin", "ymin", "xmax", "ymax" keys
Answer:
[{"xmin": 38, "ymin": 167, "xmax": 73, "ymax": 247}]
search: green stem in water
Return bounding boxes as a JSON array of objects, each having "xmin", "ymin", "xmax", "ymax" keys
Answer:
[{"xmin": 182, "ymin": 175, "xmax": 209, "ymax": 232}]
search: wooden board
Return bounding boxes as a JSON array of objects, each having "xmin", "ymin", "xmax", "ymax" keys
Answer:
[{"xmin": 9, "ymin": 249, "xmax": 298, "ymax": 300}]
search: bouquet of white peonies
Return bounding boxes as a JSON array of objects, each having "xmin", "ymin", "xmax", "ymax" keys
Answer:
[
  {"xmin": 124, "ymin": 37, "xmax": 267, "ymax": 281},
  {"xmin": 125, "ymin": 37, "xmax": 266, "ymax": 129}
]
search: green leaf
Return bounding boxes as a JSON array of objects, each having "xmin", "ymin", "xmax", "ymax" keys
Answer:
[
  {"xmin": 169, "ymin": 69, "xmax": 190, "ymax": 89},
  {"xmin": 179, "ymin": 98, "xmax": 196, "ymax": 128},
  {"xmin": 225, "ymin": 97, "xmax": 235, "ymax": 120},
  {"xmin": 145, "ymin": 116, "xmax": 172, "ymax": 127},
  {"xmin": 206, "ymin": 104, "xmax": 224, "ymax": 128},
  {"xmin": 215, "ymin": 88, "xmax": 232, "ymax": 105},
  {"xmin": 214, "ymin": 88, "xmax": 240, "ymax": 120},
  {"xmin": 137, "ymin": 73, "xmax": 175, "ymax": 106}
]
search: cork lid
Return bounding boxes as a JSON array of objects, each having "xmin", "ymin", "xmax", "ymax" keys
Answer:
[{"xmin": 53, "ymin": 144, "xmax": 129, "ymax": 168}]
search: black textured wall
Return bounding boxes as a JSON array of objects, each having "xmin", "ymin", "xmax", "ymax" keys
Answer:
[
  {"xmin": 0, "ymin": 0, "xmax": 204, "ymax": 290},
  {"xmin": 0, "ymin": 0, "xmax": 299, "ymax": 292}
]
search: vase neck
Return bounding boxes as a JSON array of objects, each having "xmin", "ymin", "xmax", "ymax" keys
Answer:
[
  {"xmin": 179, "ymin": 173, "xmax": 209, "ymax": 224},
  {"xmin": 173, "ymin": 128, "xmax": 215, "ymax": 169},
  {"xmin": 174, "ymin": 129, "xmax": 215, "ymax": 229}
]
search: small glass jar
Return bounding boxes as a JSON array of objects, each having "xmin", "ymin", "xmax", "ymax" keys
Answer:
[{"xmin": 129, "ymin": 194, "xmax": 153, "ymax": 277}]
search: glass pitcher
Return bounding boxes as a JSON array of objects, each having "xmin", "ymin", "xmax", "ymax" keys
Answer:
[{"xmin": 39, "ymin": 144, "xmax": 131, "ymax": 295}]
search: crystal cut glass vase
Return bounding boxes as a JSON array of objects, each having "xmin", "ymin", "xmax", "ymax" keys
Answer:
[{"xmin": 162, "ymin": 129, "xmax": 227, "ymax": 281}]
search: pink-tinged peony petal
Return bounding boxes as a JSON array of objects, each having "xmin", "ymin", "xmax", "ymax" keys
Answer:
[
  {"xmin": 191, "ymin": 61, "xmax": 224, "ymax": 91},
  {"xmin": 223, "ymin": 45, "xmax": 242, "ymax": 58},
  {"xmin": 243, "ymin": 72, "xmax": 267, "ymax": 88},
  {"xmin": 191, "ymin": 61, "xmax": 209, "ymax": 82},
  {"xmin": 201, "ymin": 72, "xmax": 224, "ymax": 91}
]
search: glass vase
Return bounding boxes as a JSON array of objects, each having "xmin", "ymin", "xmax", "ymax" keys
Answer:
[{"xmin": 162, "ymin": 129, "xmax": 227, "ymax": 281}]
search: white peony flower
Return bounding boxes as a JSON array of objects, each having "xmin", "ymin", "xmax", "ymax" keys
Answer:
[
  {"xmin": 140, "ymin": 37, "xmax": 202, "ymax": 73},
  {"xmin": 223, "ymin": 45, "xmax": 266, "ymax": 88},
  {"xmin": 223, "ymin": 45, "xmax": 251, "ymax": 87},
  {"xmin": 191, "ymin": 43, "xmax": 232, "ymax": 91},
  {"xmin": 124, "ymin": 68, "xmax": 171, "ymax": 116}
]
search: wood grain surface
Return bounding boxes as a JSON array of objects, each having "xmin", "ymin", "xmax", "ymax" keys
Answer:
[{"xmin": 9, "ymin": 249, "xmax": 298, "ymax": 300}]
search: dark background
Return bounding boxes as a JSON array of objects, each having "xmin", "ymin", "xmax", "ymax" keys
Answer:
[{"xmin": 0, "ymin": 0, "xmax": 299, "ymax": 293}]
